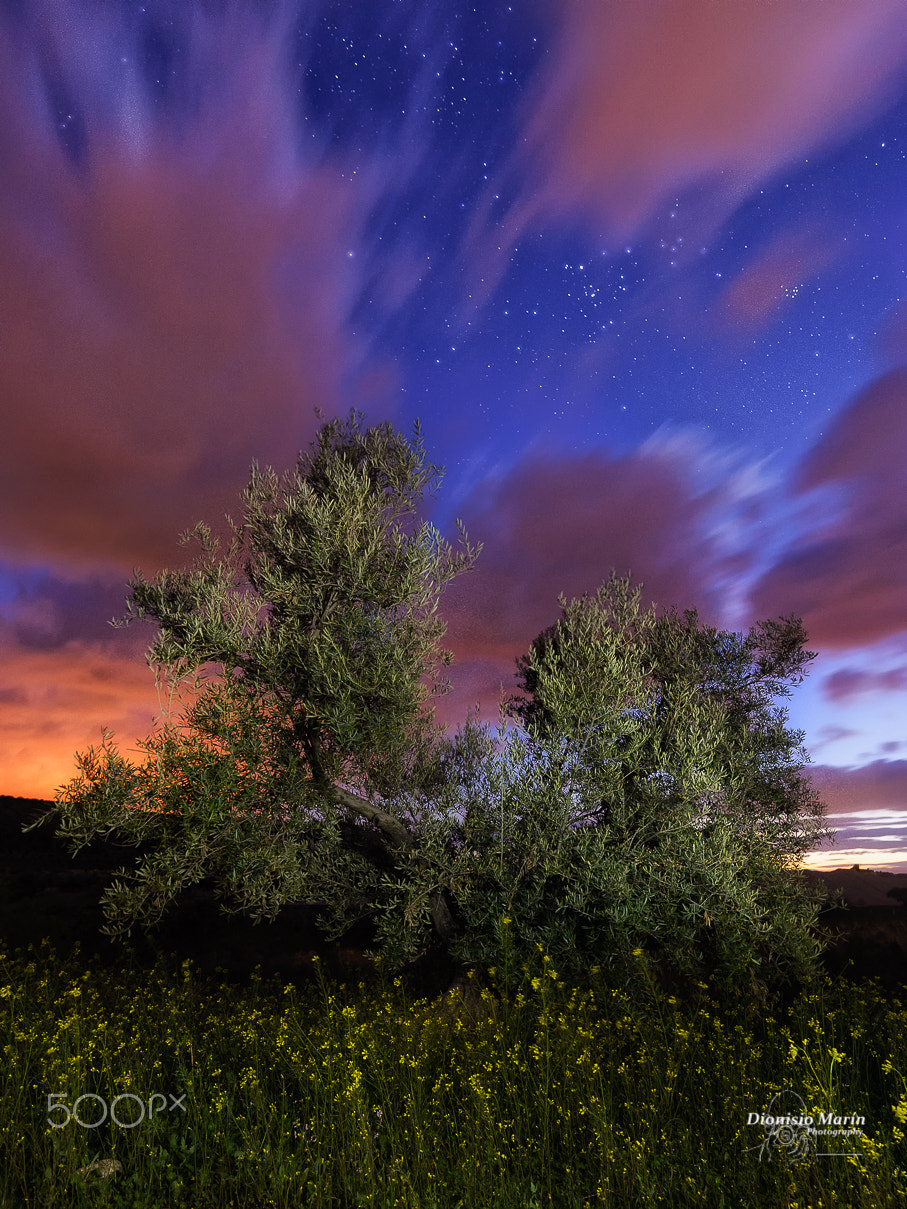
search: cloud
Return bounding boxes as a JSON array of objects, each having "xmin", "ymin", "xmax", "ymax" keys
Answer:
[
  {"xmin": 809, "ymin": 724, "xmax": 860, "ymax": 754},
  {"xmin": 0, "ymin": 637, "xmax": 165, "ymax": 800},
  {"xmin": 749, "ymin": 367, "xmax": 907, "ymax": 648},
  {"xmin": 804, "ymin": 760, "xmax": 907, "ymax": 815},
  {"xmin": 823, "ymin": 665, "xmax": 907, "ymax": 704},
  {"xmin": 482, "ymin": 0, "xmax": 907, "ymax": 255},
  {"xmin": 5, "ymin": 421, "xmax": 906, "ymax": 851},
  {"xmin": 0, "ymin": 572, "xmax": 137, "ymax": 652},
  {"xmin": 712, "ymin": 225, "xmax": 843, "ymax": 338},
  {"xmin": 426, "ymin": 432, "xmax": 772, "ymax": 738},
  {"xmin": 0, "ymin": 0, "xmax": 407, "ymax": 577},
  {"xmin": 575, "ymin": 754, "xmax": 903, "ymax": 868},
  {"xmin": 2, "ymin": 423, "xmax": 772, "ymax": 799}
]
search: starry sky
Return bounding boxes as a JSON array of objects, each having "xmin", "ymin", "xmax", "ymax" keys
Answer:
[{"xmin": 1, "ymin": 0, "xmax": 906, "ymax": 872}]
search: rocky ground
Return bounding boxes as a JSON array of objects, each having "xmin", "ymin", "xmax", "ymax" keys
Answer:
[{"xmin": 2, "ymin": 795, "xmax": 906, "ymax": 1001}]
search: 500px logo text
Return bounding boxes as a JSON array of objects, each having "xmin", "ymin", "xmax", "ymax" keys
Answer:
[{"xmin": 47, "ymin": 1092, "xmax": 187, "ymax": 1129}]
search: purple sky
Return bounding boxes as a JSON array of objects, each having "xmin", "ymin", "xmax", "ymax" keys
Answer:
[{"xmin": 1, "ymin": 0, "xmax": 906, "ymax": 871}]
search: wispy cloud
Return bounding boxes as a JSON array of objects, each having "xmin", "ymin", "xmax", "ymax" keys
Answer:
[
  {"xmin": 493, "ymin": 0, "xmax": 907, "ymax": 244},
  {"xmin": 0, "ymin": 0, "xmax": 426, "ymax": 575},
  {"xmin": 750, "ymin": 368, "xmax": 907, "ymax": 649}
]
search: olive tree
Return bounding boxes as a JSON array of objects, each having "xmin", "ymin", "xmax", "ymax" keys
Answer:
[
  {"xmin": 290, "ymin": 568, "xmax": 832, "ymax": 1009},
  {"xmin": 451, "ymin": 570, "xmax": 833, "ymax": 998},
  {"xmin": 27, "ymin": 408, "xmax": 832, "ymax": 1012},
  {"xmin": 26, "ymin": 408, "xmax": 488, "ymax": 979}
]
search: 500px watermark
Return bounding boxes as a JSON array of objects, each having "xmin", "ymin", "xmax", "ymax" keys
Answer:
[{"xmin": 46, "ymin": 1092, "xmax": 187, "ymax": 1130}]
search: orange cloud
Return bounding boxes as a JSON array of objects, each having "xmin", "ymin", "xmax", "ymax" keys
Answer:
[{"xmin": 0, "ymin": 638, "xmax": 164, "ymax": 800}]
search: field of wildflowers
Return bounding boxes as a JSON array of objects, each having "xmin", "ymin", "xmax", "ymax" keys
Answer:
[{"xmin": 2, "ymin": 925, "xmax": 906, "ymax": 1208}]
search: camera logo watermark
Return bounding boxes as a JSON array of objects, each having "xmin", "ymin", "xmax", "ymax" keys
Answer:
[
  {"xmin": 742, "ymin": 1089, "xmax": 864, "ymax": 1162},
  {"xmin": 47, "ymin": 1092, "xmax": 186, "ymax": 1129}
]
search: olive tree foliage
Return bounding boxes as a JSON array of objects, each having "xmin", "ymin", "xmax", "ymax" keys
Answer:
[
  {"xmin": 479, "ymin": 571, "xmax": 833, "ymax": 994},
  {"xmin": 26, "ymin": 408, "xmax": 489, "ymax": 960},
  {"xmin": 502, "ymin": 571, "xmax": 828, "ymax": 865},
  {"xmin": 359, "ymin": 570, "xmax": 835, "ymax": 1002}
]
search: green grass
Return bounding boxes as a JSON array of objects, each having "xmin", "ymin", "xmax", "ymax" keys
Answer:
[{"xmin": 1, "ymin": 930, "xmax": 906, "ymax": 1209}]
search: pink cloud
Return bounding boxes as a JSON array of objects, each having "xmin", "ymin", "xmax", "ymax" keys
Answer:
[
  {"xmin": 804, "ymin": 760, "xmax": 907, "ymax": 815},
  {"xmin": 823, "ymin": 665, "xmax": 907, "ymax": 704},
  {"xmin": 0, "ymin": 3, "xmax": 402, "ymax": 578},
  {"xmin": 713, "ymin": 226, "xmax": 843, "ymax": 338},
  {"xmin": 426, "ymin": 438, "xmax": 764, "ymax": 738},
  {"xmin": 488, "ymin": 0, "xmax": 907, "ymax": 250},
  {"xmin": 749, "ymin": 367, "xmax": 907, "ymax": 648},
  {"xmin": 777, "ymin": 763, "xmax": 907, "ymax": 872}
]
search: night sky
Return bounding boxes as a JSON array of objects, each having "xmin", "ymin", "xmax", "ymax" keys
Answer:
[{"xmin": 1, "ymin": 0, "xmax": 906, "ymax": 871}]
